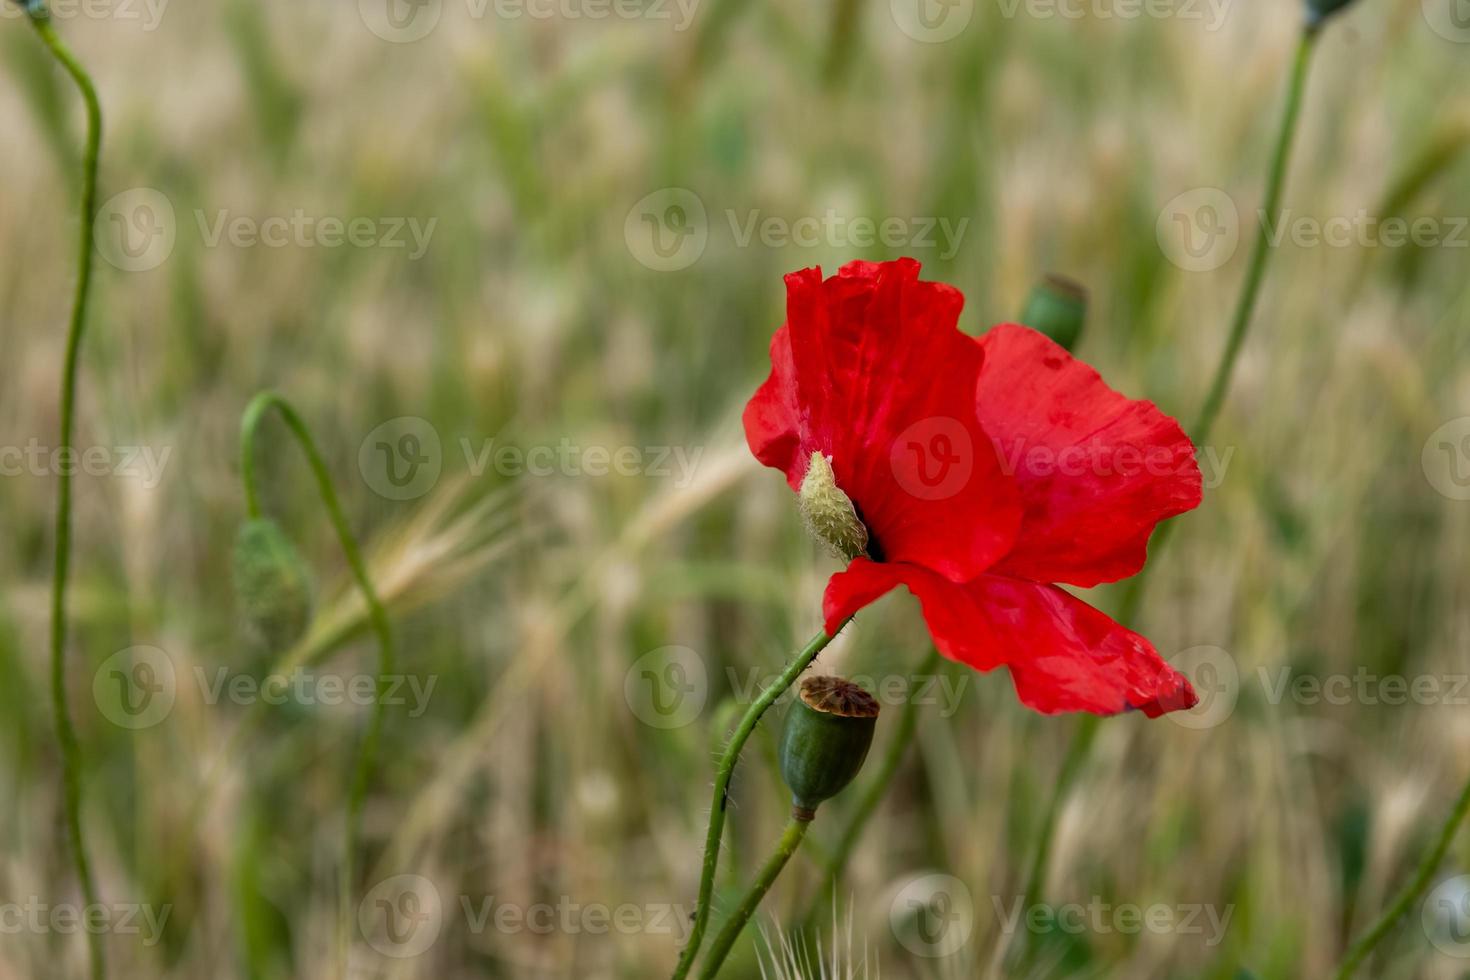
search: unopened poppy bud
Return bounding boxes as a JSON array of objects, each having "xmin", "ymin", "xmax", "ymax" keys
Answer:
[
  {"xmin": 798, "ymin": 453, "xmax": 869, "ymax": 561},
  {"xmin": 1019, "ymin": 274, "xmax": 1087, "ymax": 353},
  {"xmin": 232, "ymin": 518, "xmax": 313, "ymax": 650},
  {"xmin": 1304, "ymin": 0, "xmax": 1357, "ymax": 27},
  {"xmin": 780, "ymin": 675, "xmax": 880, "ymax": 818}
]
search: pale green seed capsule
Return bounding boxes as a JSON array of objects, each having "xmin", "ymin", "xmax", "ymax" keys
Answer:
[{"xmin": 798, "ymin": 453, "xmax": 869, "ymax": 562}]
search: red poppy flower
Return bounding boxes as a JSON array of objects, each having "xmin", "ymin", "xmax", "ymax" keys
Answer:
[{"xmin": 743, "ymin": 258, "xmax": 1202, "ymax": 716}]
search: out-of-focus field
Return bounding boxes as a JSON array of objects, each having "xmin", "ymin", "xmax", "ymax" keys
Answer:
[{"xmin": 3, "ymin": 0, "xmax": 1470, "ymax": 976}]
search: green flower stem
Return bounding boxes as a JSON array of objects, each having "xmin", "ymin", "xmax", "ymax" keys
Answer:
[
  {"xmin": 803, "ymin": 646, "xmax": 940, "ymax": 928},
  {"xmin": 1196, "ymin": 27, "xmax": 1320, "ymax": 449},
  {"xmin": 1010, "ymin": 24, "xmax": 1323, "ymax": 971},
  {"xmin": 27, "ymin": 9, "xmax": 106, "ymax": 980},
  {"xmin": 239, "ymin": 392, "xmax": 395, "ymax": 977},
  {"xmin": 670, "ymin": 622, "xmax": 849, "ymax": 980},
  {"xmin": 695, "ymin": 813, "xmax": 814, "ymax": 980},
  {"xmin": 1334, "ymin": 774, "xmax": 1470, "ymax": 976}
]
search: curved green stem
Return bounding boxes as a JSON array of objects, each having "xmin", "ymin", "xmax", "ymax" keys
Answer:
[
  {"xmin": 27, "ymin": 9, "xmax": 106, "ymax": 980},
  {"xmin": 696, "ymin": 813, "xmax": 813, "ymax": 980},
  {"xmin": 670, "ymin": 622, "xmax": 848, "ymax": 980},
  {"xmin": 239, "ymin": 392, "xmax": 395, "ymax": 978},
  {"xmin": 1194, "ymin": 27, "xmax": 1319, "ymax": 450},
  {"xmin": 1334, "ymin": 776, "xmax": 1470, "ymax": 977},
  {"xmin": 804, "ymin": 646, "xmax": 939, "ymax": 928},
  {"xmin": 1009, "ymin": 25, "xmax": 1322, "ymax": 971}
]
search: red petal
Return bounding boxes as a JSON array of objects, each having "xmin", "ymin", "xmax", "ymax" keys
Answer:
[
  {"xmin": 743, "ymin": 260, "xmax": 1022, "ymax": 582},
  {"xmin": 822, "ymin": 559, "xmax": 1196, "ymax": 717},
  {"xmin": 743, "ymin": 325, "xmax": 804, "ymax": 490},
  {"xmin": 973, "ymin": 575, "xmax": 1197, "ymax": 717},
  {"xmin": 976, "ymin": 323, "xmax": 1202, "ymax": 588},
  {"xmin": 823, "ymin": 558, "xmax": 1005, "ymax": 669}
]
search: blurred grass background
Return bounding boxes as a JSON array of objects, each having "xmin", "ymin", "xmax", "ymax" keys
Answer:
[{"xmin": 3, "ymin": 0, "xmax": 1470, "ymax": 976}]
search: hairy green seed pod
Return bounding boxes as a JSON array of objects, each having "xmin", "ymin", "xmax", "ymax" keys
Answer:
[
  {"xmin": 780, "ymin": 676, "xmax": 880, "ymax": 817},
  {"xmin": 232, "ymin": 518, "xmax": 313, "ymax": 651},
  {"xmin": 1019, "ymin": 274, "xmax": 1087, "ymax": 353},
  {"xmin": 799, "ymin": 453, "xmax": 869, "ymax": 561}
]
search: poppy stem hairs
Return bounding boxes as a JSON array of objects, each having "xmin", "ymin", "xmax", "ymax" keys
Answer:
[
  {"xmin": 20, "ymin": 5, "xmax": 107, "ymax": 978},
  {"xmin": 238, "ymin": 392, "xmax": 397, "ymax": 978},
  {"xmin": 669, "ymin": 622, "xmax": 852, "ymax": 980}
]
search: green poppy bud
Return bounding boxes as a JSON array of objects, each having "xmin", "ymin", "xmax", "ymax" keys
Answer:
[
  {"xmin": 232, "ymin": 518, "xmax": 313, "ymax": 651},
  {"xmin": 798, "ymin": 452, "xmax": 869, "ymax": 562},
  {"xmin": 780, "ymin": 675, "xmax": 880, "ymax": 818},
  {"xmin": 1305, "ymin": 0, "xmax": 1358, "ymax": 27},
  {"xmin": 1019, "ymin": 274, "xmax": 1087, "ymax": 353}
]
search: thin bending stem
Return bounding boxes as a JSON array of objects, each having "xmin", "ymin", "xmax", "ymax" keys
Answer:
[
  {"xmin": 239, "ymin": 392, "xmax": 396, "ymax": 977},
  {"xmin": 670, "ymin": 623, "xmax": 848, "ymax": 980},
  {"xmin": 29, "ymin": 10, "xmax": 106, "ymax": 980},
  {"xmin": 1009, "ymin": 25, "xmax": 1322, "ymax": 970},
  {"xmin": 1334, "ymin": 777, "xmax": 1470, "ymax": 977},
  {"xmin": 695, "ymin": 814, "xmax": 813, "ymax": 980}
]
